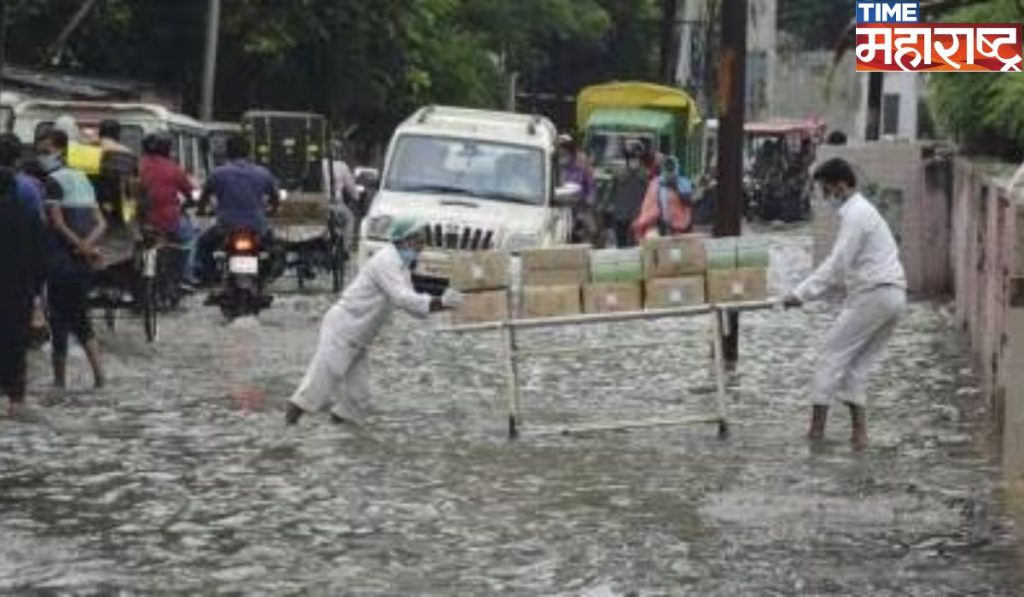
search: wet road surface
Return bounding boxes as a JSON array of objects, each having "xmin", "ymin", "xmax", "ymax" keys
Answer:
[{"xmin": 0, "ymin": 232, "xmax": 1021, "ymax": 595}]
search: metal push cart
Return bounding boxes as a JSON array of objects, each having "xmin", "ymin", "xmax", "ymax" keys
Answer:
[{"xmin": 441, "ymin": 300, "xmax": 778, "ymax": 439}]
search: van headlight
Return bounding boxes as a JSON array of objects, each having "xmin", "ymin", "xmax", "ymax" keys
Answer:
[
  {"xmin": 505, "ymin": 231, "xmax": 540, "ymax": 252},
  {"xmin": 365, "ymin": 215, "xmax": 393, "ymax": 240}
]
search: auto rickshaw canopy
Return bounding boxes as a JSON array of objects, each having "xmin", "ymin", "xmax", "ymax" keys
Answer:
[{"xmin": 577, "ymin": 82, "xmax": 701, "ymax": 132}]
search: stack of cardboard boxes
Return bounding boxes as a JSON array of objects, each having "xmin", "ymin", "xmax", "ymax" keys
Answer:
[
  {"xmin": 520, "ymin": 245, "xmax": 589, "ymax": 318},
  {"xmin": 643, "ymin": 234, "xmax": 708, "ymax": 309},
  {"xmin": 446, "ymin": 235, "xmax": 771, "ymax": 325},
  {"xmin": 586, "ymin": 248, "xmax": 644, "ymax": 314},
  {"xmin": 703, "ymin": 237, "xmax": 770, "ymax": 303},
  {"xmin": 449, "ymin": 251, "xmax": 511, "ymax": 325}
]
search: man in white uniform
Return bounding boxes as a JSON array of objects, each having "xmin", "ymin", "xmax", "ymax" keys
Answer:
[
  {"xmin": 784, "ymin": 158, "xmax": 907, "ymax": 451},
  {"xmin": 285, "ymin": 218, "xmax": 463, "ymax": 425}
]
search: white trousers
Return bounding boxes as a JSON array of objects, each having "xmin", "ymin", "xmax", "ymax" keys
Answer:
[
  {"xmin": 813, "ymin": 285, "xmax": 906, "ymax": 407},
  {"xmin": 289, "ymin": 305, "xmax": 371, "ymax": 422}
]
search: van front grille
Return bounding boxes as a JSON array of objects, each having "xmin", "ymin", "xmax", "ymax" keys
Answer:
[{"xmin": 424, "ymin": 223, "xmax": 495, "ymax": 250}]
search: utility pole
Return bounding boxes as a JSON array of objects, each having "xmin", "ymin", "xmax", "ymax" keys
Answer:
[
  {"xmin": 714, "ymin": 0, "xmax": 747, "ymax": 365},
  {"xmin": 507, "ymin": 72, "xmax": 518, "ymax": 112},
  {"xmin": 0, "ymin": 0, "xmax": 8, "ymax": 103},
  {"xmin": 660, "ymin": 0, "xmax": 680, "ymax": 84},
  {"xmin": 865, "ymin": 72, "xmax": 883, "ymax": 141},
  {"xmin": 201, "ymin": 0, "xmax": 222, "ymax": 121}
]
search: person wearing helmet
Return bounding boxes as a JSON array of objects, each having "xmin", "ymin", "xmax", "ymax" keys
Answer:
[
  {"xmin": 140, "ymin": 132, "xmax": 197, "ymax": 282},
  {"xmin": 284, "ymin": 218, "xmax": 464, "ymax": 426}
]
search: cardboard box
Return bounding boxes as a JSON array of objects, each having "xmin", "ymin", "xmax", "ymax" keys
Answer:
[
  {"xmin": 736, "ymin": 237, "xmax": 771, "ymax": 268},
  {"xmin": 643, "ymin": 234, "xmax": 707, "ymax": 279},
  {"xmin": 521, "ymin": 245, "xmax": 590, "ymax": 271},
  {"xmin": 584, "ymin": 283, "xmax": 643, "ymax": 314},
  {"xmin": 704, "ymin": 237, "xmax": 738, "ymax": 271},
  {"xmin": 645, "ymin": 276, "xmax": 706, "ymax": 309},
  {"xmin": 522, "ymin": 268, "xmax": 590, "ymax": 286},
  {"xmin": 590, "ymin": 248, "xmax": 644, "ymax": 283},
  {"xmin": 449, "ymin": 251, "xmax": 510, "ymax": 291},
  {"xmin": 451, "ymin": 290, "xmax": 510, "ymax": 326},
  {"xmin": 521, "ymin": 285, "xmax": 581, "ymax": 319},
  {"xmin": 521, "ymin": 245, "xmax": 591, "ymax": 287},
  {"xmin": 706, "ymin": 268, "xmax": 769, "ymax": 303}
]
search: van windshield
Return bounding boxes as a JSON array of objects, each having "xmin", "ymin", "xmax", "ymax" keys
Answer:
[{"xmin": 386, "ymin": 135, "xmax": 546, "ymax": 206}]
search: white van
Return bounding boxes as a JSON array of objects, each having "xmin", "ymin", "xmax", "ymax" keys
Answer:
[
  {"xmin": 13, "ymin": 100, "xmax": 211, "ymax": 183},
  {"xmin": 358, "ymin": 106, "xmax": 580, "ymax": 286}
]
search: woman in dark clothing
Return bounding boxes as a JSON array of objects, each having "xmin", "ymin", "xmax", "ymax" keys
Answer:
[
  {"xmin": 0, "ymin": 168, "xmax": 48, "ymax": 414},
  {"xmin": 609, "ymin": 144, "xmax": 649, "ymax": 247}
]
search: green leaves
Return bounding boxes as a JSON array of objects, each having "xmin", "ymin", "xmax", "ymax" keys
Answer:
[
  {"xmin": 0, "ymin": 0, "xmax": 638, "ymax": 142},
  {"xmin": 926, "ymin": 0, "xmax": 1024, "ymax": 154}
]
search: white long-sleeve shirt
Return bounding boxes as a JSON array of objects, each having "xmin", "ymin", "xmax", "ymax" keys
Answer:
[
  {"xmin": 323, "ymin": 159, "xmax": 359, "ymax": 202},
  {"xmin": 794, "ymin": 193, "xmax": 906, "ymax": 302},
  {"xmin": 332, "ymin": 244, "xmax": 432, "ymax": 348}
]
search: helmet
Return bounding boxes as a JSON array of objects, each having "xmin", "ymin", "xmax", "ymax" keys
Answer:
[{"xmin": 142, "ymin": 132, "xmax": 173, "ymax": 157}]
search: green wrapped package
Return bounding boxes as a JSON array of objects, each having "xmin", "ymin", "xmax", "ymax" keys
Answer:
[
  {"xmin": 736, "ymin": 237, "xmax": 771, "ymax": 268},
  {"xmin": 590, "ymin": 248, "xmax": 644, "ymax": 283},
  {"xmin": 703, "ymin": 238, "xmax": 737, "ymax": 271}
]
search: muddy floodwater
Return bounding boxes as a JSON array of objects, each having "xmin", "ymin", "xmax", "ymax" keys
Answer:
[{"xmin": 0, "ymin": 232, "xmax": 1021, "ymax": 595}]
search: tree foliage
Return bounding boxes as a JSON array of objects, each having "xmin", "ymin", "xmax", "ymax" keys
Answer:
[
  {"xmin": 2, "ymin": 0, "xmax": 659, "ymax": 142},
  {"xmin": 778, "ymin": 0, "xmax": 857, "ymax": 51},
  {"xmin": 927, "ymin": 0, "xmax": 1024, "ymax": 156}
]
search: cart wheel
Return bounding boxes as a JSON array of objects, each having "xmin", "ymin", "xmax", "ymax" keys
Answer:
[{"xmin": 143, "ymin": 279, "xmax": 158, "ymax": 343}]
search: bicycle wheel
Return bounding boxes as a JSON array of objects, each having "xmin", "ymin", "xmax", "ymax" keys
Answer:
[
  {"xmin": 143, "ymin": 279, "xmax": 158, "ymax": 342},
  {"xmin": 331, "ymin": 239, "xmax": 347, "ymax": 293}
]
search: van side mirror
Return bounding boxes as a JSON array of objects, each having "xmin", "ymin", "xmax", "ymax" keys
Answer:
[
  {"xmin": 354, "ymin": 167, "xmax": 380, "ymax": 190},
  {"xmin": 553, "ymin": 182, "xmax": 582, "ymax": 208}
]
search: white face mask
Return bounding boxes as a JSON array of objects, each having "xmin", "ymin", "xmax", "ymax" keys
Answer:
[{"xmin": 823, "ymin": 186, "xmax": 844, "ymax": 205}]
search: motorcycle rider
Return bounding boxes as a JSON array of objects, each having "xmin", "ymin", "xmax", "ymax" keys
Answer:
[
  {"xmin": 139, "ymin": 132, "xmax": 197, "ymax": 284},
  {"xmin": 196, "ymin": 134, "xmax": 280, "ymax": 280}
]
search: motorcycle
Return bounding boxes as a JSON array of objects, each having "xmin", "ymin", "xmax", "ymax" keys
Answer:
[{"xmin": 207, "ymin": 228, "xmax": 274, "ymax": 320}]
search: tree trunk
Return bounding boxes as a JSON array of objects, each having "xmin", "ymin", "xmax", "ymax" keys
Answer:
[{"xmin": 660, "ymin": 0, "xmax": 680, "ymax": 84}]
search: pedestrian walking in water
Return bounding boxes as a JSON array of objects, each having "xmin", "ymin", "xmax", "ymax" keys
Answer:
[
  {"xmin": 559, "ymin": 135, "xmax": 598, "ymax": 245},
  {"xmin": 285, "ymin": 218, "xmax": 463, "ymax": 426},
  {"xmin": 631, "ymin": 155, "xmax": 694, "ymax": 241},
  {"xmin": 39, "ymin": 129, "xmax": 108, "ymax": 389},
  {"xmin": 0, "ymin": 168, "xmax": 48, "ymax": 415},
  {"xmin": 784, "ymin": 158, "xmax": 907, "ymax": 451},
  {"xmin": 608, "ymin": 142, "xmax": 648, "ymax": 247}
]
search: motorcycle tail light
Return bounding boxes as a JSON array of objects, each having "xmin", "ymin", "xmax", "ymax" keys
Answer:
[{"xmin": 233, "ymin": 236, "xmax": 255, "ymax": 252}]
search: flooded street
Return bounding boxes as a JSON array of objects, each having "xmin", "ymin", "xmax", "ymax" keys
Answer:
[{"xmin": 1, "ymin": 231, "xmax": 1021, "ymax": 595}]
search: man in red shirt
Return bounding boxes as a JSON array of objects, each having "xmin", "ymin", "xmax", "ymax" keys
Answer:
[{"xmin": 139, "ymin": 132, "xmax": 196, "ymax": 281}]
